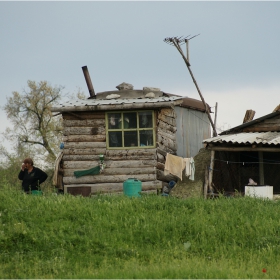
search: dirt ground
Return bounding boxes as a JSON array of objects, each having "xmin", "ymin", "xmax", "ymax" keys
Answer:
[{"xmin": 169, "ymin": 148, "xmax": 211, "ymax": 199}]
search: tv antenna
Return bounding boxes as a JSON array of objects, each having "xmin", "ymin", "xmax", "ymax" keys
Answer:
[{"xmin": 164, "ymin": 35, "xmax": 217, "ymax": 137}]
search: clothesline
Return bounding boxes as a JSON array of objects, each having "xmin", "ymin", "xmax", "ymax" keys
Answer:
[{"xmin": 214, "ymin": 159, "xmax": 280, "ymax": 165}]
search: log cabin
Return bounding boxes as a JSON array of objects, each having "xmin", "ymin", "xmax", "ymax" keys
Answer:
[{"xmin": 51, "ymin": 80, "xmax": 211, "ymax": 196}]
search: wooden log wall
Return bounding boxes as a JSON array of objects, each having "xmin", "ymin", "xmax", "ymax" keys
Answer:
[
  {"xmin": 156, "ymin": 108, "xmax": 178, "ymax": 183},
  {"xmin": 242, "ymin": 115, "xmax": 280, "ymax": 132},
  {"xmin": 62, "ymin": 111, "xmax": 162, "ymax": 195}
]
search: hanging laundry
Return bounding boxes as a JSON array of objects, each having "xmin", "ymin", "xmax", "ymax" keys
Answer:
[
  {"xmin": 164, "ymin": 153, "xmax": 186, "ymax": 181},
  {"xmin": 184, "ymin": 157, "xmax": 195, "ymax": 181}
]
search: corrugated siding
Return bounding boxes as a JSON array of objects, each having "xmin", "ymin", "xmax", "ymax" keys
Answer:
[
  {"xmin": 203, "ymin": 132, "xmax": 280, "ymax": 145},
  {"xmin": 175, "ymin": 107, "xmax": 211, "ymax": 158}
]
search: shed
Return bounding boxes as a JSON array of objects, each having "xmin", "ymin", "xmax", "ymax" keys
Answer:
[
  {"xmin": 203, "ymin": 110, "xmax": 280, "ymax": 196},
  {"xmin": 51, "ymin": 84, "xmax": 211, "ymax": 196}
]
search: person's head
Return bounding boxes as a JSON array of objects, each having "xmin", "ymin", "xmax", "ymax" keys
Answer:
[{"xmin": 23, "ymin": 158, "xmax": 33, "ymax": 167}]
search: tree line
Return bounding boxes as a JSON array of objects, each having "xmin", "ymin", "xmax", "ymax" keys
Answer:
[{"xmin": 0, "ymin": 80, "xmax": 85, "ymax": 191}]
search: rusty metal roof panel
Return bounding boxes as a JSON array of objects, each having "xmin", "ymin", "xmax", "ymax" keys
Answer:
[
  {"xmin": 56, "ymin": 96, "xmax": 183, "ymax": 107},
  {"xmin": 164, "ymin": 93, "xmax": 210, "ymax": 112},
  {"xmin": 203, "ymin": 132, "xmax": 280, "ymax": 145}
]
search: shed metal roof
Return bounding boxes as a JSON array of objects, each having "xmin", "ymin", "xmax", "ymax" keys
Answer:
[
  {"xmin": 220, "ymin": 111, "xmax": 280, "ymax": 135},
  {"xmin": 63, "ymin": 96, "xmax": 182, "ymax": 106},
  {"xmin": 203, "ymin": 132, "xmax": 280, "ymax": 146},
  {"xmin": 51, "ymin": 96, "xmax": 183, "ymax": 112}
]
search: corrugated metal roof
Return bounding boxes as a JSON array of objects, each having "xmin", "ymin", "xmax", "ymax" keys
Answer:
[
  {"xmin": 203, "ymin": 132, "xmax": 280, "ymax": 145},
  {"xmin": 55, "ymin": 96, "xmax": 182, "ymax": 107},
  {"xmin": 220, "ymin": 111, "xmax": 280, "ymax": 135}
]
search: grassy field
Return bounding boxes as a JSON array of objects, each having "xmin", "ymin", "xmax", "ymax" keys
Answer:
[{"xmin": 0, "ymin": 185, "xmax": 280, "ymax": 279}]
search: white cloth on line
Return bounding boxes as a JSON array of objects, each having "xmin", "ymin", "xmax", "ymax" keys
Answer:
[
  {"xmin": 184, "ymin": 157, "xmax": 195, "ymax": 181},
  {"xmin": 164, "ymin": 153, "xmax": 186, "ymax": 181}
]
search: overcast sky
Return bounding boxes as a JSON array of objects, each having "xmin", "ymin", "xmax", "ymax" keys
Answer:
[{"xmin": 1, "ymin": 1, "xmax": 280, "ymax": 152}]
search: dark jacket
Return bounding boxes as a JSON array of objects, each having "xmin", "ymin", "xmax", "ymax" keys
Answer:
[{"xmin": 18, "ymin": 167, "xmax": 48, "ymax": 192}]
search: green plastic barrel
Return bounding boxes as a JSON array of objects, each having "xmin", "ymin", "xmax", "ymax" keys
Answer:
[{"xmin": 123, "ymin": 178, "xmax": 142, "ymax": 197}]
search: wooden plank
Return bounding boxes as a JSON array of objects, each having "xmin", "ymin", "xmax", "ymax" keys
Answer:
[
  {"xmin": 157, "ymin": 114, "xmax": 176, "ymax": 127},
  {"xmin": 243, "ymin": 127, "xmax": 280, "ymax": 132},
  {"xmin": 64, "ymin": 180, "xmax": 162, "ymax": 194},
  {"xmin": 63, "ymin": 159, "xmax": 157, "ymax": 169},
  {"xmin": 64, "ymin": 142, "xmax": 106, "ymax": 149},
  {"xmin": 157, "ymin": 153, "xmax": 165, "ymax": 163},
  {"xmin": 105, "ymin": 148, "xmax": 157, "ymax": 158},
  {"xmin": 63, "ymin": 148, "xmax": 106, "ymax": 155},
  {"xmin": 52, "ymin": 100, "xmax": 183, "ymax": 113},
  {"xmin": 63, "ymin": 112, "xmax": 105, "ymax": 120},
  {"xmin": 207, "ymin": 146, "xmax": 280, "ymax": 152},
  {"xmin": 63, "ymin": 126, "xmax": 105, "ymax": 136},
  {"xmin": 243, "ymin": 110, "xmax": 255, "ymax": 123},
  {"xmin": 156, "ymin": 162, "xmax": 165, "ymax": 171},
  {"xmin": 63, "ymin": 119, "xmax": 105, "ymax": 127},
  {"xmin": 63, "ymin": 174, "xmax": 157, "ymax": 184},
  {"xmin": 157, "ymin": 143, "xmax": 176, "ymax": 154},
  {"xmin": 62, "ymin": 154, "xmax": 155, "ymax": 161},
  {"xmin": 157, "ymin": 129, "xmax": 176, "ymax": 141},
  {"xmin": 107, "ymin": 154, "xmax": 156, "ymax": 160},
  {"xmin": 158, "ymin": 108, "xmax": 176, "ymax": 118},
  {"xmin": 157, "ymin": 120, "xmax": 177, "ymax": 133},
  {"xmin": 157, "ymin": 134, "xmax": 177, "ymax": 151},
  {"xmin": 63, "ymin": 155, "xmax": 100, "ymax": 161},
  {"xmin": 204, "ymin": 166, "xmax": 209, "ymax": 199},
  {"xmin": 63, "ymin": 135, "xmax": 106, "ymax": 142},
  {"xmin": 208, "ymin": 150, "xmax": 215, "ymax": 193},
  {"xmin": 156, "ymin": 169, "xmax": 178, "ymax": 182},
  {"xmin": 64, "ymin": 167, "xmax": 156, "ymax": 177},
  {"xmin": 258, "ymin": 151, "xmax": 264, "ymax": 185}
]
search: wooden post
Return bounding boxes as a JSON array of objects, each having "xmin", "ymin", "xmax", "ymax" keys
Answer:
[
  {"xmin": 208, "ymin": 150, "xmax": 215, "ymax": 193},
  {"xmin": 214, "ymin": 102, "xmax": 218, "ymax": 137},
  {"xmin": 258, "ymin": 151, "xmax": 264, "ymax": 185},
  {"xmin": 171, "ymin": 39, "xmax": 218, "ymax": 137},
  {"xmin": 204, "ymin": 165, "xmax": 209, "ymax": 199}
]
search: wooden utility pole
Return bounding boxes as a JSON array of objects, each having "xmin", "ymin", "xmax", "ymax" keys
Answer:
[{"xmin": 164, "ymin": 36, "xmax": 218, "ymax": 137}]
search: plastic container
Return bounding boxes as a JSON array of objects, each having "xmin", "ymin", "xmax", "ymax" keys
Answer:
[
  {"xmin": 123, "ymin": 178, "xmax": 142, "ymax": 197},
  {"xmin": 169, "ymin": 181, "xmax": 176, "ymax": 188},
  {"xmin": 245, "ymin": 185, "xmax": 273, "ymax": 200},
  {"xmin": 31, "ymin": 190, "xmax": 43, "ymax": 196}
]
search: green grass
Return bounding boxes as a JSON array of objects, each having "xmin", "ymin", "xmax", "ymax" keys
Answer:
[{"xmin": 0, "ymin": 186, "xmax": 280, "ymax": 278}]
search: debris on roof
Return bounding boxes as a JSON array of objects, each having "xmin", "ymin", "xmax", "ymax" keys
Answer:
[
  {"xmin": 243, "ymin": 109, "xmax": 255, "ymax": 123},
  {"xmin": 116, "ymin": 82, "xmax": 133, "ymax": 90}
]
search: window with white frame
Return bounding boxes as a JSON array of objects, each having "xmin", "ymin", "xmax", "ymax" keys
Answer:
[{"xmin": 106, "ymin": 111, "xmax": 155, "ymax": 149}]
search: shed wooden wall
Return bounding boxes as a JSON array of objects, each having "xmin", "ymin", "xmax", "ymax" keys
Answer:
[
  {"xmin": 62, "ymin": 111, "xmax": 163, "ymax": 195},
  {"xmin": 156, "ymin": 108, "xmax": 180, "ymax": 184},
  {"xmin": 241, "ymin": 115, "xmax": 280, "ymax": 132}
]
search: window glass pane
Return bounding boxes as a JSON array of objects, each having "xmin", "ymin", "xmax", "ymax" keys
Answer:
[
  {"xmin": 108, "ymin": 131, "xmax": 122, "ymax": 147},
  {"xmin": 108, "ymin": 113, "xmax": 121, "ymax": 129},
  {"xmin": 123, "ymin": 112, "xmax": 137, "ymax": 129},
  {"xmin": 139, "ymin": 111, "xmax": 153, "ymax": 128},
  {"xmin": 140, "ymin": 130, "xmax": 153, "ymax": 146},
  {"xmin": 124, "ymin": 131, "xmax": 138, "ymax": 147}
]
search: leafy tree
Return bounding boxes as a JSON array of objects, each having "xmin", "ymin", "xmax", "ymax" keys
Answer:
[{"xmin": 2, "ymin": 80, "xmax": 64, "ymax": 166}]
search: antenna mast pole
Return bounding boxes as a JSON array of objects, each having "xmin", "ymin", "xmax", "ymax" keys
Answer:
[{"xmin": 164, "ymin": 36, "xmax": 217, "ymax": 137}]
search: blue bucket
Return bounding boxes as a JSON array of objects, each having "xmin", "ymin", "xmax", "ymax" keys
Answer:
[
  {"xmin": 123, "ymin": 178, "xmax": 142, "ymax": 197},
  {"xmin": 169, "ymin": 181, "xmax": 176, "ymax": 188}
]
